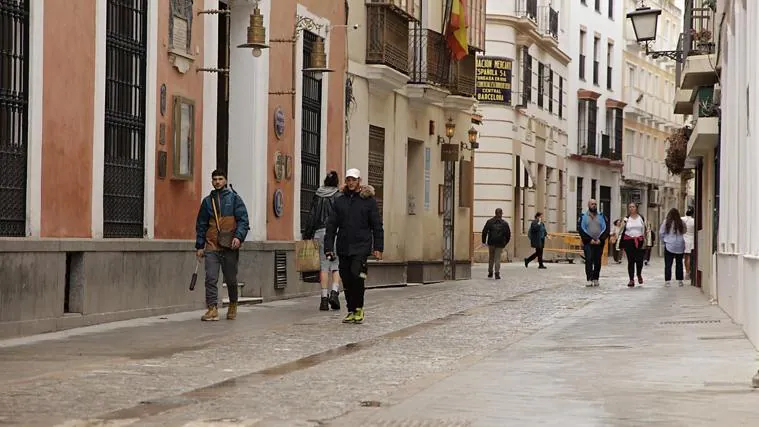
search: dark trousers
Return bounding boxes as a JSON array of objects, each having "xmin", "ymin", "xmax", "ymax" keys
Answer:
[
  {"xmin": 204, "ymin": 250, "xmax": 239, "ymax": 306},
  {"xmin": 339, "ymin": 254, "xmax": 368, "ymax": 312},
  {"xmin": 583, "ymin": 243, "xmax": 603, "ymax": 281},
  {"xmin": 526, "ymin": 247, "xmax": 544, "ymax": 266},
  {"xmin": 625, "ymin": 244, "xmax": 646, "ymax": 281},
  {"xmin": 664, "ymin": 249, "xmax": 684, "ymax": 281}
]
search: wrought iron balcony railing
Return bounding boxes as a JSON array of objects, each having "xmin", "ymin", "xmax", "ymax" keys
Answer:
[
  {"xmin": 366, "ymin": 3, "xmax": 411, "ymax": 75},
  {"xmin": 409, "ymin": 26, "xmax": 450, "ymax": 86},
  {"xmin": 538, "ymin": 6, "xmax": 559, "ymax": 40},
  {"xmin": 516, "ymin": 0, "xmax": 538, "ymax": 22},
  {"xmin": 447, "ymin": 53, "xmax": 476, "ymax": 97},
  {"xmin": 601, "ymin": 134, "xmax": 612, "ymax": 159}
]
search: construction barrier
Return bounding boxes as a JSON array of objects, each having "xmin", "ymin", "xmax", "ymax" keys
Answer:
[{"xmin": 543, "ymin": 232, "xmax": 609, "ymax": 265}]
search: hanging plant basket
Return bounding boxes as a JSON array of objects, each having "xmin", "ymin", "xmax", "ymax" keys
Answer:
[{"xmin": 665, "ymin": 127, "xmax": 691, "ymax": 176}]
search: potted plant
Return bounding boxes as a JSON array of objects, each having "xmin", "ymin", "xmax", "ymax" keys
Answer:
[
  {"xmin": 703, "ymin": 0, "xmax": 717, "ymax": 12},
  {"xmin": 691, "ymin": 28, "xmax": 714, "ymax": 53},
  {"xmin": 665, "ymin": 127, "xmax": 691, "ymax": 176}
]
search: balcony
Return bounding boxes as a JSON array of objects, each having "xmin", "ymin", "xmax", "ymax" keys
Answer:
[
  {"xmin": 538, "ymin": 6, "xmax": 559, "ymax": 41},
  {"xmin": 365, "ymin": 2, "xmax": 413, "ymax": 91},
  {"xmin": 677, "ymin": 6, "xmax": 720, "ymax": 90},
  {"xmin": 687, "ymin": 86, "xmax": 719, "ymax": 157},
  {"xmin": 624, "ymin": 154, "xmax": 665, "ymax": 185},
  {"xmin": 516, "ymin": 0, "xmax": 538, "ymax": 23},
  {"xmin": 407, "ymin": 27, "xmax": 450, "ymax": 103},
  {"xmin": 447, "ymin": 53, "xmax": 476, "ymax": 98}
]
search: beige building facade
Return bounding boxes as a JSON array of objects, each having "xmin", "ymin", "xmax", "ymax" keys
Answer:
[
  {"xmin": 345, "ymin": 0, "xmax": 486, "ymax": 282},
  {"xmin": 473, "ymin": 0, "xmax": 571, "ymax": 262}
]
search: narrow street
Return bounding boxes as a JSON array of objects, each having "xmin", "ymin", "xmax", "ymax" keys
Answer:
[{"xmin": 1, "ymin": 261, "xmax": 757, "ymax": 427}]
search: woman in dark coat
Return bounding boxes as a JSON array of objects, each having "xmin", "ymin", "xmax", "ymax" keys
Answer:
[{"xmin": 524, "ymin": 212, "xmax": 548, "ymax": 269}]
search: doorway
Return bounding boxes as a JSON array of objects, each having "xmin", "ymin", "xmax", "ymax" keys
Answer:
[{"xmin": 599, "ymin": 185, "xmax": 611, "ymax": 221}]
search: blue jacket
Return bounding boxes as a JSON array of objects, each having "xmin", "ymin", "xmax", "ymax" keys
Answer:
[
  {"xmin": 578, "ymin": 211, "xmax": 609, "ymax": 244},
  {"xmin": 195, "ymin": 187, "xmax": 249, "ymax": 250}
]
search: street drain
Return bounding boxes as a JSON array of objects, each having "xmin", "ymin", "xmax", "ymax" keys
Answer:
[
  {"xmin": 545, "ymin": 345, "xmax": 631, "ymax": 352},
  {"xmin": 360, "ymin": 400, "xmax": 382, "ymax": 407},
  {"xmin": 660, "ymin": 319, "xmax": 721, "ymax": 325},
  {"xmin": 698, "ymin": 334, "xmax": 745, "ymax": 340}
]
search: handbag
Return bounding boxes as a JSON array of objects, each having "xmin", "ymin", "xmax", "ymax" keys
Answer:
[
  {"xmin": 212, "ymin": 195, "xmax": 235, "ymax": 249},
  {"xmin": 295, "ymin": 240, "xmax": 321, "ymax": 272}
]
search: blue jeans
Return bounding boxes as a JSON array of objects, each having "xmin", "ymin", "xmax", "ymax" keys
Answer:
[{"xmin": 583, "ymin": 243, "xmax": 603, "ymax": 281}]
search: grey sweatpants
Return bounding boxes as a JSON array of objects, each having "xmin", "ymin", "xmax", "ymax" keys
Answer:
[
  {"xmin": 488, "ymin": 246, "xmax": 503, "ymax": 274},
  {"xmin": 204, "ymin": 250, "xmax": 239, "ymax": 306}
]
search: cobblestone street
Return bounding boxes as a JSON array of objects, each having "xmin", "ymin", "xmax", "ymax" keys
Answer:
[{"xmin": 1, "ymin": 261, "xmax": 757, "ymax": 426}]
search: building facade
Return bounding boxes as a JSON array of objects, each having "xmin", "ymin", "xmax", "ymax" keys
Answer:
[
  {"xmin": 472, "ymin": 0, "xmax": 570, "ymax": 262},
  {"xmin": 566, "ymin": 0, "xmax": 625, "ymax": 228},
  {"xmin": 621, "ymin": 0, "xmax": 685, "ymax": 232},
  {"xmin": 0, "ymin": 0, "xmax": 346, "ymax": 337},
  {"xmin": 705, "ymin": 0, "xmax": 759, "ymax": 347},
  {"xmin": 344, "ymin": 0, "xmax": 486, "ymax": 283},
  {"xmin": 673, "ymin": 0, "xmax": 719, "ymax": 299}
]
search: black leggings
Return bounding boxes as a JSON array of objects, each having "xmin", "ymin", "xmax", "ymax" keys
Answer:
[{"xmin": 625, "ymin": 244, "xmax": 646, "ymax": 281}]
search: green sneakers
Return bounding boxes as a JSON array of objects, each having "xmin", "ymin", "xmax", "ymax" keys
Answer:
[
  {"xmin": 342, "ymin": 308, "xmax": 364, "ymax": 324},
  {"xmin": 353, "ymin": 308, "xmax": 364, "ymax": 324}
]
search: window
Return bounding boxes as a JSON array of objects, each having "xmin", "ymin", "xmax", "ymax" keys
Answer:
[
  {"xmin": 559, "ymin": 77, "xmax": 564, "ymax": 118},
  {"xmin": 606, "ymin": 43, "xmax": 613, "ymax": 90},
  {"xmin": 579, "ymin": 30, "xmax": 586, "ymax": 80},
  {"xmin": 368, "ymin": 126, "xmax": 385, "ymax": 219},
  {"xmin": 537, "ymin": 62, "xmax": 545, "ymax": 108},
  {"xmin": 522, "ymin": 46, "xmax": 532, "ymax": 104},
  {"xmin": 608, "ymin": 0, "xmax": 614, "ymax": 19},
  {"xmin": 548, "ymin": 70, "xmax": 554, "ymax": 113},
  {"xmin": 578, "ymin": 101, "xmax": 588, "ymax": 153},
  {"xmin": 595, "ymin": 0, "xmax": 600, "ymax": 12},
  {"xmin": 576, "ymin": 177, "xmax": 584, "ymax": 223},
  {"xmin": 593, "ymin": 37, "xmax": 600, "ymax": 85},
  {"xmin": 588, "ymin": 100, "xmax": 598, "ymax": 154},
  {"xmin": 591, "ymin": 179, "xmax": 597, "ymax": 199}
]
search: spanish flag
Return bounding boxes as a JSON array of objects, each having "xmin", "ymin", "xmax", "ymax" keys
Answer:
[{"xmin": 446, "ymin": 0, "xmax": 469, "ymax": 61}]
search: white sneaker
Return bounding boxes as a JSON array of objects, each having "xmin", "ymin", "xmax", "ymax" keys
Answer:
[
  {"xmin": 665, "ymin": 281, "xmax": 671, "ymax": 287},
  {"xmin": 594, "ymin": 280, "xmax": 600, "ymax": 287},
  {"xmin": 678, "ymin": 280, "xmax": 684, "ymax": 287}
]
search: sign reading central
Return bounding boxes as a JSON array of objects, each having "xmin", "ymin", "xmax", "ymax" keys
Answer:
[{"xmin": 475, "ymin": 56, "xmax": 513, "ymax": 105}]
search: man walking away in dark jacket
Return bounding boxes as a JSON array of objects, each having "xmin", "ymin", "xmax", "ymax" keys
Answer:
[
  {"xmin": 482, "ymin": 208, "xmax": 511, "ymax": 279},
  {"xmin": 578, "ymin": 199, "xmax": 609, "ymax": 287},
  {"xmin": 195, "ymin": 169, "xmax": 250, "ymax": 321},
  {"xmin": 304, "ymin": 170, "xmax": 342, "ymax": 311},
  {"xmin": 324, "ymin": 168, "xmax": 384, "ymax": 324},
  {"xmin": 525, "ymin": 212, "xmax": 548, "ymax": 269}
]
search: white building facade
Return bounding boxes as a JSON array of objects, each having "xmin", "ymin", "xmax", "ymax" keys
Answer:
[
  {"xmin": 566, "ymin": 0, "xmax": 625, "ymax": 227},
  {"xmin": 621, "ymin": 0, "xmax": 685, "ymax": 230},
  {"xmin": 711, "ymin": 0, "xmax": 759, "ymax": 347},
  {"xmin": 473, "ymin": 0, "xmax": 571, "ymax": 262}
]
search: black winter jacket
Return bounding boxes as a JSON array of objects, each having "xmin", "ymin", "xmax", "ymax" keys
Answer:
[
  {"xmin": 303, "ymin": 186, "xmax": 340, "ymax": 240},
  {"xmin": 324, "ymin": 185, "xmax": 384, "ymax": 257},
  {"xmin": 482, "ymin": 217, "xmax": 511, "ymax": 248}
]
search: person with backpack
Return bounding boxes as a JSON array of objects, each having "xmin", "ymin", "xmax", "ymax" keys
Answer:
[
  {"xmin": 303, "ymin": 171, "xmax": 342, "ymax": 311},
  {"xmin": 481, "ymin": 208, "xmax": 511, "ymax": 280}
]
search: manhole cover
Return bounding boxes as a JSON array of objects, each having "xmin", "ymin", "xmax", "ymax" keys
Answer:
[{"xmin": 660, "ymin": 319, "xmax": 721, "ymax": 325}]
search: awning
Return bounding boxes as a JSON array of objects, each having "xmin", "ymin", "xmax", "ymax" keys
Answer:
[{"xmin": 519, "ymin": 159, "xmax": 536, "ymax": 189}]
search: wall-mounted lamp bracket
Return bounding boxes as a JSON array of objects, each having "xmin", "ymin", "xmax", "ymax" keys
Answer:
[{"xmin": 196, "ymin": 68, "xmax": 229, "ymax": 74}]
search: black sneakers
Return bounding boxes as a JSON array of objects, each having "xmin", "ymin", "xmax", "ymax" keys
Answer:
[
  {"xmin": 328, "ymin": 290, "xmax": 340, "ymax": 310},
  {"xmin": 319, "ymin": 297, "xmax": 329, "ymax": 311}
]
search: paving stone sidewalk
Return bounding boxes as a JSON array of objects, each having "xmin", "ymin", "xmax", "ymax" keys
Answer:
[{"xmin": 1, "ymin": 260, "xmax": 756, "ymax": 427}]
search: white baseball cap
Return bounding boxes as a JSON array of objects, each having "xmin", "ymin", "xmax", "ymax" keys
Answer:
[{"xmin": 346, "ymin": 168, "xmax": 361, "ymax": 179}]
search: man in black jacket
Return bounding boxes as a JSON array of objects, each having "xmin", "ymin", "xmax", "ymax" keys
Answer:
[
  {"xmin": 324, "ymin": 168, "xmax": 384, "ymax": 324},
  {"xmin": 482, "ymin": 208, "xmax": 511, "ymax": 279},
  {"xmin": 577, "ymin": 199, "xmax": 610, "ymax": 287}
]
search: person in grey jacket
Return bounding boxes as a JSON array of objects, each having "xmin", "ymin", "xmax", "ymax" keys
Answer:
[{"xmin": 660, "ymin": 208, "xmax": 686, "ymax": 287}]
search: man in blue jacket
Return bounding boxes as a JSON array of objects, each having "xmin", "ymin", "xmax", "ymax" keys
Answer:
[
  {"xmin": 324, "ymin": 168, "xmax": 384, "ymax": 324},
  {"xmin": 195, "ymin": 169, "xmax": 250, "ymax": 321},
  {"xmin": 578, "ymin": 199, "xmax": 609, "ymax": 287}
]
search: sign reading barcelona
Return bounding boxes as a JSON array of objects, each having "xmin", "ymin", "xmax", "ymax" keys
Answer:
[{"xmin": 475, "ymin": 56, "xmax": 513, "ymax": 105}]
